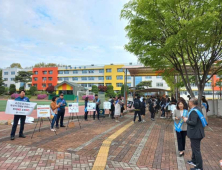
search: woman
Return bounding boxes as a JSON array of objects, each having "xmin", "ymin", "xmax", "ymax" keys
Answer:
[
  {"xmin": 173, "ymin": 100, "xmax": 188, "ymax": 157},
  {"xmin": 114, "ymin": 96, "xmax": 123, "ymax": 122},
  {"xmin": 120, "ymin": 100, "xmax": 125, "ymax": 118},
  {"xmin": 141, "ymin": 98, "xmax": 146, "ymax": 122},
  {"xmin": 50, "ymin": 96, "xmax": 61, "ymax": 132},
  {"xmin": 165, "ymin": 97, "xmax": 171, "ymax": 119},
  {"xmin": 201, "ymin": 98, "xmax": 209, "ymax": 124},
  {"xmin": 84, "ymin": 97, "xmax": 89, "ymax": 121}
]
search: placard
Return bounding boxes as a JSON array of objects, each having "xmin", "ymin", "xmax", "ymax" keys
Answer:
[
  {"xmin": 68, "ymin": 103, "xmax": 79, "ymax": 113},
  {"xmin": 87, "ymin": 103, "xmax": 96, "ymax": 111},
  {"xmin": 103, "ymin": 102, "xmax": 111, "ymax": 109},
  {"xmin": 37, "ymin": 105, "xmax": 50, "ymax": 118},
  {"xmin": 171, "ymin": 104, "xmax": 176, "ymax": 112},
  {"xmin": 5, "ymin": 100, "xmax": 37, "ymax": 116}
]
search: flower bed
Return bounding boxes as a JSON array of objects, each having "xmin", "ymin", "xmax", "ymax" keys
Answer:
[
  {"xmin": 82, "ymin": 95, "xmax": 94, "ymax": 100},
  {"xmin": 37, "ymin": 94, "xmax": 48, "ymax": 99},
  {"xmin": 11, "ymin": 93, "xmax": 20, "ymax": 99}
]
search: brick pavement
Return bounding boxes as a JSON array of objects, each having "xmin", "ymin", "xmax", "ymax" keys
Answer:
[{"xmin": 0, "ymin": 111, "xmax": 222, "ymax": 170}]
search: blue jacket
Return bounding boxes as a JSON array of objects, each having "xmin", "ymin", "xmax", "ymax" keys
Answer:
[
  {"xmin": 85, "ymin": 101, "xmax": 88, "ymax": 108},
  {"xmin": 15, "ymin": 96, "xmax": 30, "ymax": 102},
  {"xmin": 57, "ymin": 98, "xmax": 67, "ymax": 109}
]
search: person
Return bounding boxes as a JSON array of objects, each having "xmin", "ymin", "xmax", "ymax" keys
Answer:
[
  {"xmin": 120, "ymin": 101, "xmax": 125, "ymax": 118},
  {"xmin": 10, "ymin": 90, "xmax": 30, "ymax": 140},
  {"xmin": 201, "ymin": 98, "xmax": 209, "ymax": 124},
  {"xmin": 114, "ymin": 96, "xmax": 123, "ymax": 122},
  {"xmin": 183, "ymin": 98, "xmax": 206, "ymax": 170},
  {"xmin": 93, "ymin": 94, "xmax": 101, "ymax": 120},
  {"xmin": 110, "ymin": 96, "xmax": 115, "ymax": 119},
  {"xmin": 50, "ymin": 96, "xmax": 61, "ymax": 131},
  {"xmin": 149, "ymin": 98, "xmax": 156, "ymax": 121},
  {"xmin": 179, "ymin": 97, "xmax": 189, "ymax": 110},
  {"xmin": 160, "ymin": 95, "xmax": 166, "ymax": 118},
  {"xmin": 202, "ymin": 96, "xmax": 209, "ymax": 112},
  {"xmin": 56, "ymin": 93, "xmax": 67, "ymax": 128},
  {"xmin": 173, "ymin": 100, "xmax": 188, "ymax": 157},
  {"xmin": 84, "ymin": 97, "xmax": 89, "ymax": 121},
  {"xmin": 141, "ymin": 98, "xmax": 146, "ymax": 122},
  {"xmin": 165, "ymin": 97, "xmax": 171, "ymax": 119},
  {"xmin": 133, "ymin": 95, "xmax": 142, "ymax": 122}
]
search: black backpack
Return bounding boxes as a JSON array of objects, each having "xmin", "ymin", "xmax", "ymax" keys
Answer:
[{"xmin": 134, "ymin": 99, "xmax": 140, "ymax": 109}]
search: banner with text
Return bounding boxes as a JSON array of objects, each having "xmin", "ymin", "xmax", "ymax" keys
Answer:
[
  {"xmin": 103, "ymin": 102, "xmax": 111, "ymax": 110},
  {"xmin": 68, "ymin": 103, "xmax": 79, "ymax": 113},
  {"xmin": 37, "ymin": 105, "xmax": 50, "ymax": 118},
  {"xmin": 87, "ymin": 103, "xmax": 96, "ymax": 111}
]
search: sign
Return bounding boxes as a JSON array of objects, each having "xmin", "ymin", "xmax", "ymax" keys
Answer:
[
  {"xmin": 171, "ymin": 104, "xmax": 176, "ymax": 112},
  {"xmin": 68, "ymin": 103, "xmax": 79, "ymax": 113},
  {"xmin": 37, "ymin": 105, "xmax": 50, "ymax": 118},
  {"xmin": 87, "ymin": 103, "xmax": 96, "ymax": 111},
  {"xmin": 5, "ymin": 100, "xmax": 36, "ymax": 116},
  {"xmin": 98, "ymin": 92, "xmax": 105, "ymax": 109},
  {"xmin": 103, "ymin": 102, "xmax": 111, "ymax": 109}
]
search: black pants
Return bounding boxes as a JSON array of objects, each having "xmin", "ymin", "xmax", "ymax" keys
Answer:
[
  {"xmin": 11, "ymin": 115, "xmax": 26, "ymax": 137},
  {"xmin": 93, "ymin": 108, "xmax": 100, "ymax": 120},
  {"xmin": 151, "ymin": 111, "xmax": 155, "ymax": 119},
  {"xmin": 84, "ymin": 111, "xmax": 88, "ymax": 120},
  {"xmin": 191, "ymin": 138, "xmax": 203, "ymax": 169},
  {"xmin": 134, "ymin": 111, "xmax": 142, "ymax": 122},
  {"xmin": 56, "ymin": 108, "xmax": 65, "ymax": 126},
  {"xmin": 176, "ymin": 131, "xmax": 187, "ymax": 151},
  {"xmin": 161, "ymin": 109, "xmax": 165, "ymax": 117},
  {"xmin": 111, "ymin": 108, "xmax": 114, "ymax": 119}
]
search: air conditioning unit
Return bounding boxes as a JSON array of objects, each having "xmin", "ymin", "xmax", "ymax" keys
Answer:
[
  {"xmin": 91, "ymin": 64, "xmax": 94, "ymax": 66},
  {"xmin": 110, "ymin": 63, "xmax": 113, "ymax": 65},
  {"xmin": 129, "ymin": 62, "xmax": 132, "ymax": 65}
]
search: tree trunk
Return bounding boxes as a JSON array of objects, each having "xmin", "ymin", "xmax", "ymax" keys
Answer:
[
  {"xmin": 220, "ymin": 86, "xmax": 221, "ymax": 100},
  {"xmin": 197, "ymin": 86, "xmax": 204, "ymax": 108}
]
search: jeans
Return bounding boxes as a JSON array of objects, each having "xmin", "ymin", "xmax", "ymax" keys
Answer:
[
  {"xmin": 161, "ymin": 109, "xmax": 165, "ymax": 117},
  {"xmin": 51, "ymin": 114, "xmax": 57, "ymax": 129},
  {"xmin": 93, "ymin": 108, "xmax": 100, "ymax": 120},
  {"xmin": 11, "ymin": 115, "xmax": 26, "ymax": 137},
  {"xmin": 57, "ymin": 108, "xmax": 65, "ymax": 126}
]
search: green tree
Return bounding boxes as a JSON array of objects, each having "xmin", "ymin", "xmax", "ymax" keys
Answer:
[
  {"xmin": 19, "ymin": 86, "xmax": 24, "ymax": 91},
  {"xmin": 121, "ymin": 0, "xmax": 222, "ymax": 105},
  {"xmin": 0, "ymin": 86, "xmax": 5, "ymax": 95},
  {"xmin": 106, "ymin": 85, "xmax": 116, "ymax": 97},
  {"xmin": 9, "ymin": 84, "xmax": 16, "ymax": 95},
  {"xmin": 0, "ymin": 69, "xmax": 4, "ymax": 86},
  {"xmin": 15, "ymin": 71, "xmax": 33, "ymax": 90},
  {"xmin": 29, "ymin": 86, "xmax": 38, "ymax": 95},
  {"xmin": 10, "ymin": 63, "xmax": 22, "ymax": 68},
  {"xmin": 34, "ymin": 63, "xmax": 58, "ymax": 68},
  {"xmin": 91, "ymin": 85, "xmax": 99, "ymax": 94},
  {"xmin": 136, "ymin": 81, "xmax": 152, "ymax": 90},
  {"xmin": 120, "ymin": 84, "xmax": 129, "ymax": 96}
]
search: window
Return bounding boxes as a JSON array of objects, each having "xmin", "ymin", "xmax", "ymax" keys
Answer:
[
  {"xmin": 4, "ymin": 78, "xmax": 8, "ymax": 81},
  {"xmin": 98, "ymin": 83, "xmax": 104, "ymax": 86},
  {"xmin": 127, "ymin": 76, "xmax": 131, "ymax": 80},
  {"xmin": 33, "ymin": 84, "xmax": 37, "ymax": 87},
  {"xmin": 88, "ymin": 83, "xmax": 93, "ymax": 87},
  {"xmin": 205, "ymin": 82, "xmax": 212, "ymax": 87},
  {"xmin": 28, "ymin": 84, "xmax": 32, "ymax": 87},
  {"xmin": 49, "ymin": 71, "xmax": 53, "ymax": 74},
  {"xmin": 81, "ymin": 83, "xmax": 87, "ymax": 87},
  {"xmin": 11, "ymin": 78, "xmax": 15, "ymax": 81},
  {"xmin": 81, "ymin": 77, "xmax": 87, "ymax": 81},
  {"xmin": 34, "ymin": 77, "xmax": 38, "ymax": 81},
  {"xmin": 145, "ymin": 76, "xmax": 152, "ymax": 79},
  {"xmin": 42, "ymin": 84, "xmax": 46, "ymax": 87},
  {"xmin": 106, "ymin": 83, "xmax": 112, "ymax": 86},
  {"xmin": 34, "ymin": 71, "xmax": 38, "ymax": 75},
  {"xmin": 58, "ymin": 71, "xmax": 63, "ymax": 74},
  {"xmin": 89, "ymin": 70, "xmax": 94, "ymax": 73},
  {"xmin": 116, "ymin": 83, "xmax": 123, "ymax": 87},
  {"xmin": 84, "ymin": 66, "xmax": 86, "ymax": 69},
  {"xmin": 82, "ymin": 70, "xmax": 87, "ymax": 74},
  {"xmin": 48, "ymin": 83, "xmax": 52, "ymax": 86},
  {"xmin": 43, "ymin": 71, "xmax": 47, "ymax": 75},
  {"xmin": 64, "ymin": 71, "xmax": 69, "ymax": 74},
  {"xmin": 73, "ymin": 70, "xmax": 78, "ymax": 74},
  {"xmin": 106, "ymin": 76, "xmax": 112, "ymax": 80},
  {"xmin": 156, "ymin": 82, "xmax": 163, "ymax": 87},
  {"xmin": 64, "ymin": 77, "xmax": 69, "ymax": 81},
  {"xmin": 194, "ymin": 91, "xmax": 198, "ymax": 95},
  {"xmin": 88, "ymin": 77, "xmax": 94, "ymax": 80},
  {"xmin": 4, "ymin": 84, "xmax": 7, "ymax": 87},
  {"xmin": 79, "ymin": 67, "xmax": 81, "ymax": 69},
  {"xmin": 42, "ymin": 77, "xmax": 47, "ymax": 81},
  {"xmin": 4, "ymin": 72, "xmax": 8, "ymax": 75},
  {"xmin": 117, "ymin": 76, "xmax": 123, "ymax": 80},
  {"xmin": 11, "ymin": 71, "xmax": 15, "ymax": 75},
  {"xmin": 99, "ymin": 69, "xmax": 104, "ymax": 73},
  {"xmin": 48, "ymin": 77, "xmax": 53, "ymax": 81},
  {"xmin": 127, "ymin": 83, "xmax": 131, "ymax": 87},
  {"xmin": 117, "ymin": 68, "xmax": 123, "ymax": 72},
  {"xmin": 72, "ymin": 77, "xmax": 78, "ymax": 81},
  {"xmin": 58, "ymin": 77, "xmax": 63, "ymax": 81},
  {"xmin": 98, "ymin": 77, "xmax": 104, "ymax": 80},
  {"xmin": 156, "ymin": 76, "xmax": 162, "ymax": 79},
  {"xmin": 106, "ymin": 69, "xmax": 112, "ymax": 73}
]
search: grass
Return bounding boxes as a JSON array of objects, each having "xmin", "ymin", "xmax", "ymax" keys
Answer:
[{"xmin": 0, "ymin": 100, "xmax": 84, "ymax": 112}]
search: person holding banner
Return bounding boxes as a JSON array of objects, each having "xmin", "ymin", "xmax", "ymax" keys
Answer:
[
  {"xmin": 93, "ymin": 94, "xmax": 101, "ymax": 120},
  {"xmin": 183, "ymin": 98, "xmax": 206, "ymax": 170},
  {"xmin": 84, "ymin": 97, "xmax": 89, "ymax": 121},
  {"xmin": 56, "ymin": 93, "xmax": 67, "ymax": 128},
  {"xmin": 50, "ymin": 96, "xmax": 61, "ymax": 131},
  {"xmin": 10, "ymin": 90, "xmax": 30, "ymax": 140},
  {"xmin": 173, "ymin": 100, "xmax": 188, "ymax": 157},
  {"xmin": 114, "ymin": 96, "xmax": 123, "ymax": 122}
]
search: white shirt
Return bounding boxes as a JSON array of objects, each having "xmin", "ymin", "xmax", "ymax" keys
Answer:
[{"xmin": 180, "ymin": 110, "xmax": 183, "ymax": 117}]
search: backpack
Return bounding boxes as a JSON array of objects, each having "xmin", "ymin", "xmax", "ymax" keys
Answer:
[{"xmin": 134, "ymin": 99, "xmax": 140, "ymax": 109}]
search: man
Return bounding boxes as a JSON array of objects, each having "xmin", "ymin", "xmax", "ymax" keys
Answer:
[
  {"xmin": 56, "ymin": 93, "xmax": 67, "ymax": 128},
  {"xmin": 93, "ymin": 94, "xmax": 101, "ymax": 120},
  {"xmin": 183, "ymin": 98, "xmax": 205, "ymax": 170},
  {"xmin": 110, "ymin": 96, "xmax": 115, "ymax": 119},
  {"xmin": 149, "ymin": 98, "xmax": 156, "ymax": 121},
  {"xmin": 160, "ymin": 95, "xmax": 166, "ymax": 118},
  {"xmin": 133, "ymin": 95, "xmax": 142, "ymax": 122},
  {"xmin": 10, "ymin": 90, "xmax": 30, "ymax": 140}
]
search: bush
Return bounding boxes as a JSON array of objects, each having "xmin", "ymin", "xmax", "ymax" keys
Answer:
[
  {"xmin": 35, "ymin": 91, "xmax": 47, "ymax": 95},
  {"xmin": 46, "ymin": 85, "xmax": 55, "ymax": 93},
  {"xmin": 11, "ymin": 93, "xmax": 20, "ymax": 99},
  {"xmin": 19, "ymin": 86, "xmax": 24, "ymax": 91},
  {"xmin": 5, "ymin": 87, "xmax": 9, "ymax": 94},
  {"xmin": 37, "ymin": 94, "xmax": 48, "ymax": 99},
  {"xmin": 25, "ymin": 90, "xmax": 31, "ymax": 95},
  {"xmin": 0, "ymin": 86, "xmax": 5, "ymax": 95},
  {"xmin": 9, "ymin": 84, "xmax": 16, "ymax": 95},
  {"xmin": 82, "ymin": 95, "xmax": 94, "ymax": 100},
  {"xmin": 29, "ymin": 86, "xmax": 37, "ymax": 95},
  {"xmin": 26, "ymin": 95, "xmax": 32, "ymax": 99}
]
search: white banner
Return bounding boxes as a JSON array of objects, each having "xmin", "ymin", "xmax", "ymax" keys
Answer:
[
  {"xmin": 5, "ymin": 100, "xmax": 37, "ymax": 116},
  {"xmin": 68, "ymin": 103, "xmax": 79, "ymax": 113},
  {"xmin": 103, "ymin": 102, "xmax": 111, "ymax": 109},
  {"xmin": 87, "ymin": 103, "xmax": 96, "ymax": 111},
  {"xmin": 37, "ymin": 105, "xmax": 50, "ymax": 118}
]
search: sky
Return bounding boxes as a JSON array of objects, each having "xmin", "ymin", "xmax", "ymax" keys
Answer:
[{"xmin": 0, "ymin": 0, "xmax": 137, "ymax": 68}]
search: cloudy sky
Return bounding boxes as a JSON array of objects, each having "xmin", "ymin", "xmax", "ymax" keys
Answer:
[{"xmin": 0, "ymin": 0, "xmax": 137, "ymax": 68}]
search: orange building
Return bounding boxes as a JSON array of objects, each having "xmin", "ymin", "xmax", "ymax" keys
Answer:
[
  {"xmin": 32, "ymin": 67, "xmax": 58, "ymax": 90},
  {"xmin": 212, "ymin": 75, "xmax": 221, "ymax": 91}
]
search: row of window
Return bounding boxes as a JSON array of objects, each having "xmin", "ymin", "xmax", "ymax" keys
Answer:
[
  {"xmin": 59, "ymin": 69, "xmax": 104, "ymax": 74},
  {"xmin": 57, "ymin": 76, "xmax": 130, "ymax": 81},
  {"xmin": 3, "ymin": 78, "xmax": 15, "ymax": 81},
  {"xmin": 33, "ymin": 77, "xmax": 53, "ymax": 81},
  {"xmin": 80, "ymin": 83, "xmax": 131, "ymax": 88},
  {"xmin": 145, "ymin": 76, "xmax": 162, "ymax": 79},
  {"xmin": 32, "ymin": 83, "xmax": 52, "ymax": 88},
  {"xmin": 4, "ymin": 71, "xmax": 15, "ymax": 75},
  {"xmin": 34, "ymin": 71, "xmax": 53, "ymax": 75}
]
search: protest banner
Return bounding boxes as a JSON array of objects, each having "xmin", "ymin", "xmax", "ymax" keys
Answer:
[
  {"xmin": 37, "ymin": 105, "xmax": 50, "ymax": 118},
  {"xmin": 87, "ymin": 103, "xmax": 96, "ymax": 111},
  {"xmin": 103, "ymin": 102, "xmax": 111, "ymax": 110},
  {"xmin": 68, "ymin": 103, "xmax": 79, "ymax": 113},
  {"xmin": 5, "ymin": 100, "xmax": 36, "ymax": 116}
]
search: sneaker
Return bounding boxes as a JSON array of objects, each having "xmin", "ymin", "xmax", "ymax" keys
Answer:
[
  {"xmin": 51, "ymin": 129, "xmax": 56, "ymax": 132},
  {"xmin": 143, "ymin": 120, "xmax": 146, "ymax": 122},
  {"xmin": 187, "ymin": 161, "xmax": 196, "ymax": 167},
  {"xmin": 19, "ymin": 134, "xmax": 26, "ymax": 138},
  {"xmin": 160, "ymin": 116, "xmax": 165, "ymax": 119},
  {"xmin": 11, "ymin": 136, "xmax": 15, "ymax": 140}
]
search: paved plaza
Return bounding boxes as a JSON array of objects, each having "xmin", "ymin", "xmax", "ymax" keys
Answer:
[{"xmin": 0, "ymin": 111, "xmax": 221, "ymax": 170}]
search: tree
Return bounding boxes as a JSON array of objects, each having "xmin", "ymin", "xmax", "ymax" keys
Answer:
[
  {"xmin": 0, "ymin": 69, "xmax": 4, "ymax": 86},
  {"xmin": 91, "ymin": 85, "xmax": 99, "ymax": 94},
  {"xmin": 34, "ymin": 62, "xmax": 58, "ymax": 68},
  {"xmin": 9, "ymin": 84, "xmax": 16, "ymax": 95},
  {"xmin": 121, "ymin": 0, "xmax": 222, "ymax": 105},
  {"xmin": 15, "ymin": 71, "xmax": 33, "ymax": 90},
  {"xmin": 19, "ymin": 86, "xmax": 24, "ymax": 91},
  {"xmin": 98, "ymin": 85, "xmax": 107, "ymax": 92},
  {"xmin": 29, "ymin": 86, "xmax": 38, "ymax": 95},
  {"xmin": 136, "ymin": 81, "xmax": 152, "ymax": 90},
  {"xmin": 0, "ymin": 86, "xmax": 5, "ymax": 95},
  {"xmin": 46, "ymin": 85, "xmax": 55, "ymax": 94},
  {"xmin": 10, "ymin": 63, "xmax": 22, "ymax": 68},
  {"xmin": 106, "ymin": 85, "xmax": 115, "ymax": 97},
  {"xmin": 120, "ymin": 84, "xmax": 129, "ymax": 96}
]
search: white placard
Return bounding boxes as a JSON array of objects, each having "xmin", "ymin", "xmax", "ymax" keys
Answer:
[
  {"xmin": 68, "ymin": 103, "xmax": 79, "ymax": 113},
  {"xmin": 37, "ymin": 105, "xmax": 50, "ymax": 118},
  {"xmin": 87, "ymin": 103, "xmax": 96, "ymax": 111},
  {"xmin": 5, "ymin": 100, "xmax": 37, "ymax": 116},
  {"xmin": 171, "ymin": 104, "xmax": 176, "ymax": 112},
  {"xmin": 103, "ymin": 102, "xmax": 111, "ymax": 109}
]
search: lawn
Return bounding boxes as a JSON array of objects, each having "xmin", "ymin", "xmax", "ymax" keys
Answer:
[{"xmin": 0, "ymin": 100, "xmax": 84, "ymax": 112}]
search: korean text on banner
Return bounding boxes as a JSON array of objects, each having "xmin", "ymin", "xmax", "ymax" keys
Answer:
[
  {"xmin": 103, "ymin": 102, "xmax": 111, "ymax": 110},
  {"xmin": 87, "ymin": 103, "xmax": 96, "ymax": 111},
  {"xmin": 5, "ymin": 100, "xmax": 37, "ymax": 116},
  {"xmin": 68, "ymin": 103, "xmax": 79, "ymax": 113},
  {"xmin": 37, "ymin": 105, "xmax": 50, "ymax": 118}
]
